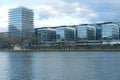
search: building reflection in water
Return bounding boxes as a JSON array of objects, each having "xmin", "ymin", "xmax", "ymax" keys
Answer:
[
  {"xmin": 0, "ymin": 52, "xmax": 9, "ymax": 80},
  {"xmin": 8, "ymin": 52, "xmax": 33, "ymax": 80},
  {"xmin": 7, "ymin": 52, "xmax": 102, "ymax": 80},
  {"xmin": 4, "ymin": 51, "xmax": 120, "ymax": 80}
]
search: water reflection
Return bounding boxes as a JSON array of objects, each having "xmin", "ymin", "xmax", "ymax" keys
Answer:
[
  {"xmin": 32, "ymin": 52, "xmax": 65, "ymax": 80},
  {"xmin": 8, "ymin": 52, "xmax": 33, "ymax": 80},
  {"xmin": 0, "ymin": 51, "xmax": 120, "ymax": 80},
  {"xmin": 32, "ymin": 52, "xmax": 105, "ymax": 80},
  {"xmin": 0, "ymin": 52, "xmax": 9, "ymax": 80}
]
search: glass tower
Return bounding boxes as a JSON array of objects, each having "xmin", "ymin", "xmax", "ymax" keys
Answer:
[{"xmin": 8, "ymin": 6, "xmax": 34, "ymax": 41}]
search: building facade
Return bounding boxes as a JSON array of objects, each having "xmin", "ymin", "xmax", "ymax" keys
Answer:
[
  {"xmin": 76, "ymin": 24, "xmax": 96, "ymax": 40},
  {"xmin": 8, "ymin": 6, "xmax": 34, "ymax": 42},
  {"xmin": 56, "ymin": 26, "xmax": 75, "ymax": 42},
  {"xmin": 95, "ymin": 24, "xmax": 102, "ymax": 40},
  {"xmin": 101, "ymin": 22, "xmax": 119, "ymax": 40},
  {"xmin": 35, "ymin": 28, "xmax": 56, "ymax": 42}
]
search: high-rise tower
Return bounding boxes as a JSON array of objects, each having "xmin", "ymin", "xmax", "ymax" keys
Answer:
[{"xmin": 8, "ymin": 6, "xmax": 34, "ymax": 42}]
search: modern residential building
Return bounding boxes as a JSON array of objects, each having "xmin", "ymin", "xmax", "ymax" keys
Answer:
[
  {"xmin": 8, "ymin": 6, "xmax": 34, "ymax": 42},
  {"xmin": 35, "ymin": 27, "xmax": 56, "ymax": 42},
  {"xmin": 56, "ymin": 26, "xmax": 75, "ymax": 42},
  {"xmin": 101, "ymin": 22, "xmax": 119, "ymax": 40},
  {"xmin": 76, "ymin": 24, "xmax": 96, "ymax": 40}
]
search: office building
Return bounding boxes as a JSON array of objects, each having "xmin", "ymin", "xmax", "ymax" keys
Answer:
[
  {"xmin": 101, "ymin": 22, "xmax": 119, "ymax": 40},
  {"xmin": 94, "ymin": 24, "xmax": 102, "ymax": 40},
  {"xmin": 56, "ymin": 26, "xmax": 75, "ymax": 42},
  {"xmin": 76, "ymin": 24, "xmax": 96, "ymax": 40},
  {"xmin": 35, "ymin": 28, "xmax": 56, "ymax": 42},
  {"xmin": 8, "ymin": 6, "xmax": 34, "ymax": 41}
]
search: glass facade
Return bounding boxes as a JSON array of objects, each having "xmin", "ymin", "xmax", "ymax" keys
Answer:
[
  {"xmin": 95, "ymin": 24, "xmax": 102, "ymax": 40},
  {"xmin": 8, "ymin": 6, "xmax": 34, "ymax": 40},
  {"xmin": 76, "ymin": 24, "xmax": 96, "ymax": 40},
  {"xmin": 56, "ymin": 26, "xmax": 75, "ymax": 42},
  {"xmin": 36, "ymin": 28, "xmax": 56, "ymax": 42},
  {"xmin": 101, "ymin": 23, "xmax": 119, "ymax": 40}
]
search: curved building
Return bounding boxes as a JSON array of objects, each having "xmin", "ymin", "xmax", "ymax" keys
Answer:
[
  {"xmin": 76, "ymin": 24, "xmax": 96, "ymax": 40},
  {"xmin": 101, "ymin": 22, "xmax": 119, "ymax": 40}
]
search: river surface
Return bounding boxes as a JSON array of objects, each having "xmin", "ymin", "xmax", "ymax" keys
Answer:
[{"xmin": 0, "ymin": 51, "xmax": 120, "ymax": 80}]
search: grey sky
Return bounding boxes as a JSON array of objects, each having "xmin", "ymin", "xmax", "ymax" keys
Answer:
[
  {"xmin": 0, "ymin": 0, "xmax": 119, "ymax": 32},
  {"xmin": 13, "ymin": 0, "xmax": 119, "ymax": 22}
]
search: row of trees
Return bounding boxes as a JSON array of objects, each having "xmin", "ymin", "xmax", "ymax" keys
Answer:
[{"xmin": 0, "ymin": 35, "xmax": 39, "ymax": 49}]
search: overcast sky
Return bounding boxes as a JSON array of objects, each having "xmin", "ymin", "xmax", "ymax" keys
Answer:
[{"xmin": 0, "ymin": 0, "xmax": 119, "ymax": 32}]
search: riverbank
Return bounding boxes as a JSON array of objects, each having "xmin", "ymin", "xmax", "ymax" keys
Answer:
[
  {"xmin": 1, "ymin": 48, "xmax": 120, "ymax": 52},
  {"xmin": 0, "ymin": 44, "xmax": 120, "ymax": 51}
]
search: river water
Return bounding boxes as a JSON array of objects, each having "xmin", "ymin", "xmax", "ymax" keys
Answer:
[{"xmin": 0, "ymin": 51, "xmax": 120, "ymax": 80}]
